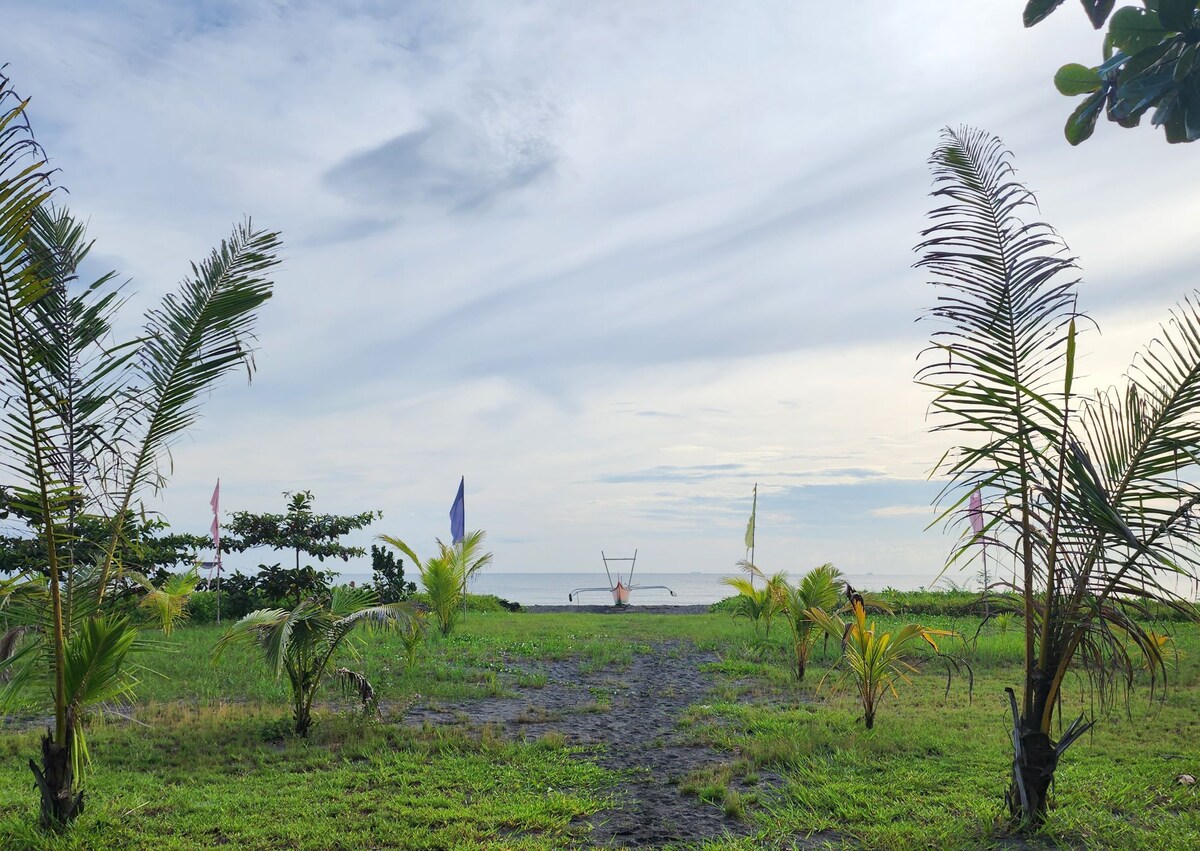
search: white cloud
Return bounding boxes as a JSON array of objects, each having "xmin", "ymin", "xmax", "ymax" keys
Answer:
[
  {"xmin": 870, "ymin": 506, "xmax": 935, "ymax": 519},
  {"xmin": 3, "ymin": 1, "xmax": 1197, "ymax": 585}
]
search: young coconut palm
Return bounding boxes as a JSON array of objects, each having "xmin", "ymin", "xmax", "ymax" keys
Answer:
[
  {"xmin": 917, "ymin": 126, "xmax": 1200, "ymax": 827},
  {"xmin": 722, "ymin": 561, "xmax": 787, "ymax": 638},
  {"xmin": 807, "ymin": 597, "xmax": 953, "ymax": 729},
  {"xmin": 378, "ymin": 529, "xmax": 493, "ymax": 637},
  {"xmin": 213, "ymin": 586, "xmax": 409, "ymax": 736},
  {"xmin": 778, "ymin": 564, "xmax": 844, "ymax": 680},
  {"xmin": 0, "ymin": 71, "xmax": 279, "ymax": 828}
]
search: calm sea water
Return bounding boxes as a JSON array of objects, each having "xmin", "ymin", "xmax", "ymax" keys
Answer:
[{"xmin": 454, "ymin": 571, "xmax": 945, "ymax": 606}]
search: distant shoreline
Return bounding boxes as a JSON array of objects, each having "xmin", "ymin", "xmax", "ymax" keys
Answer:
[{"xmin": 521, "ymin": 604, "xmax": 711, "ymax": 615}]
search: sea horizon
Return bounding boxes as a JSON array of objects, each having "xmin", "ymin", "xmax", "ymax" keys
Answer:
[{"xmin": 319, "ymin": 569, "xmax": 968, "ymax": 606}]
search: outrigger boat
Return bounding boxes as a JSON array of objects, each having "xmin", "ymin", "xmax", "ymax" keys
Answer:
[{"xmin": 568, "ymin": 550, "xmax": 677, "ymax": 607}]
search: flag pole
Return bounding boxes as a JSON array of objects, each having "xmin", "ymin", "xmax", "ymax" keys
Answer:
[
  {"xmin": 969, "ymin": 488, "xmax": 988, "ymax": 619},
  {"xmin": 216, "ymin": 544, "xmax": 222, "ymax": 626}
]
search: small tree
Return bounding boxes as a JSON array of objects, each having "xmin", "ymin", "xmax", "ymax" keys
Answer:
[
  {"xmin": 778, "ymin": 564, "xmax": 844, "ymax": 680},
  {"xmin": 0, "ymin": 71, "xmax": 280, "ymax": 829},
  {"xmin": 807, "ymin": 596, "xmax": 954, "ymax": 730},
  {"xmin": 722, "ymin": 561, "xmax": 786, "ymax": 638},
  {"xmin": 224, "ymin": 490, "xmax": 379, "ymax": 579},
  {"xmin": 369, "ymin": 544, "xmax": 416, "ymax": 602}
]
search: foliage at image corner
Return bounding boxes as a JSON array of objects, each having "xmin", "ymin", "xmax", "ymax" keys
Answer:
[{"xmin": 1027, "ymin": 0, "xmax": 1200, "ymax": 144}]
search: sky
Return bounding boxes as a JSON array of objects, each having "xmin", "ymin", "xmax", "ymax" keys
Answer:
[{"xmin": 4, "ymin": 1, "xmax": 1200, "ymax": 586}]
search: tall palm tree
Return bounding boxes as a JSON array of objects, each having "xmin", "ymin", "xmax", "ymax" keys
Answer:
[
  {"xmin": 916, "ymin": 126, "xmax": 1200, "ymax": 827},
  {"xmin": 0, "ymin": 72, "xmax": 280, "ymax": 829}
]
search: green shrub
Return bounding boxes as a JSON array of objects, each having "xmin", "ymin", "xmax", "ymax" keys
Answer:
[
  {"xmin": 709, "ymin": 595, "xmax": 741, "ymax": 614},
  {"xmin": 408, "ymin": 592, "xmax": 520, "ymax": 614},
  {"xmin": 186, "ymin": 591, "xmax": 218, "ymax": 624}
]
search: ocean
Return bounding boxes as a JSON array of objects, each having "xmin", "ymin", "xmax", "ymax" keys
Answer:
[{"xmin": 435, "ymin": 571, "xmax": 948, "ymax": 606}]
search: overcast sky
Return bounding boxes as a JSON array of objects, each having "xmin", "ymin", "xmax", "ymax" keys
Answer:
[{"xmin": 5, "ymin": 1, "xmax": 1200, "ymax": 584}]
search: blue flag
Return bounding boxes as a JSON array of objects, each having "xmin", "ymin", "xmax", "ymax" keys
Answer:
[{"xmin": 450, "ymin": 476, "xmax": 465, "ymax": 544}]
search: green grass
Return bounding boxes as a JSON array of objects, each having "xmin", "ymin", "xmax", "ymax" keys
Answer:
[
  {"xmin": 0, "ymin": 713, "xmax": 610, "ymax": 849},
  {"xmin": 2, "ymin": 608, "xmax": 1199, "ymax": 849}
]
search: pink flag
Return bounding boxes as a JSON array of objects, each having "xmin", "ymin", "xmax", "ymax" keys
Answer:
[
  {"xmin": 969, "ymin": 488, "xmax": 983, "ymax": 535},
  {"xmin": 210, "ymin": 479, "xmax": 221, "ymax": 551}
]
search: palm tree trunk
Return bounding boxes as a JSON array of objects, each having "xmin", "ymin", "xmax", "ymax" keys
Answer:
[
  {"xmin": 1006, "ymin": 720, "xmax": 1055, "ymax": 825},
  {"xmin": 29, "ymin": 718, "xmax": 83, "ymax": 829},
  {"xmin": 1006, "ymin": 684, "xmax": 1089, "ymax": 827}
]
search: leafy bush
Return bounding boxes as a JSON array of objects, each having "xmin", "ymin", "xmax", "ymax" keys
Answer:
[
  {"xmin": 407, "ymin": 592, "xmax": 519, "ymax": 613},
  {"xmin": 367, "ymin": 544, "xmax": 416, "ymax": 602},
  {"xmin": 186, "ymin": 591, "xmax": 219, "ymax": 625},
  {"xmin": 194, "ymin": 571, "xmax": 270, "ymax": 622},
  {"xmin": 708, "ymin": 595, "xmax": 741, "ymax": 614},
  {"xmin": 254, "ymin": 563, "xmax": 338, "ymax": 608},
  {"xmin": 379, "ymin": 530, "xmax": 495, "ymax": 636}
]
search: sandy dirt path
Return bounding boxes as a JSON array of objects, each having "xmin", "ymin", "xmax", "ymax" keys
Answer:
[{"xmin": 404, "ymin": 641, "xmax": 767, "ymax": 848}]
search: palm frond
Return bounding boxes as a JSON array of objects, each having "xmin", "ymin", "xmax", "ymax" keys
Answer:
[
  {"xmin": 20, "ymin": 205, "xmax": 129, "ymax": 499},
  {"xmin": 734, "ymin": 559, "xmax": 767, "ymax": 582},
  {"xmin": 916, "ymin": 126, "xmax": 1080, "ymax": 508},
  {"xmin": 329, "ymin": 584, "xmax": 380, "ymax": 618},
  {"xmin": 332, "ymin": 666, "xmax": 375, "ymax": 710},
  {"xmin": 375, "ymin": 535, "xmax": 423, "ymax": 571},
  {"xmin": 62, "ymin": 615, "xmax": 139, "ymax": 711},
  {"xmin": 334, "ymin": 602, "xmax": 409, "ymax": 632},
  {"xmin": 796, "ymin": 563, "xmax": 844, "ymax": 612},
  {"xmin": 420, "ymin": 554, "xmax": 463, "ymax": 636},
  {"xmin": 96, "ymin": 221, "xmax": 280, "ymax": 594},
  {"xmin": 131, "ymin": 566, "xmax": 199, "ymax": 637},
  {"xmin": 457, "ymin": 529, "xmax": 493, "ymax": 579},
  {"xmin": 211, "ymin": 607, "xmax": 289, "ymax": 666}
]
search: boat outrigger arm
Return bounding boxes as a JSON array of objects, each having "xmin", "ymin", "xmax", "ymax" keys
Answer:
[{"xmin": 568, "ymin": 549, "xmax": 677, "ymax": 607}]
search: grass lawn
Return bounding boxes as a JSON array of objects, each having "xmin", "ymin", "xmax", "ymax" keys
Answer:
[{"xmin": 1, "ymin": 608, "xmax": 1198, "ymax": 849}]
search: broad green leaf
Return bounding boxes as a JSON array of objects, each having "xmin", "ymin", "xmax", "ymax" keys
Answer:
[
  {"xmin": 1065, "ymin": 90, "xmax": 1106, "ymax": 144},
  {"xmin": 1024, "ymin": 0, "xmax": 1067, "ymax": 27},
  {"xmin": 1157, "ymin": 0, "xmax": 1198, "ymax": 32},
  {"xmin": 1108, "ymin": 6, "xmax": 1169, "ymax": 55},
  {"xmin": 1174, "ymin": 44, "xmax": 1198, "ymax": 81},
  {"xmin": 1082, "ymin": 0, "xmax": 1117, "ymax": 29},
  {"xmin": 1055, "ymin": 63, "xmax": 1103, "ymax": 95},
  {"xmin": 1182, "ymin": 74, "xmax": 1200, "ymax": 140}
]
